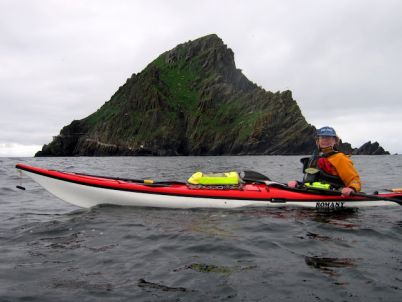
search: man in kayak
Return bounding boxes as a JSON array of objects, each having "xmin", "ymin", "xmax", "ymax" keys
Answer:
[{"xmin": 288, "ymin": 126, "xmax": 361, "ymax": 196}]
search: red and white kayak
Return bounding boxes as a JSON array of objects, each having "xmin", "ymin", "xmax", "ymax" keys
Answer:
[{"xmin": 16, "ymin": 164, "xmax": 401, "ymax": 209}]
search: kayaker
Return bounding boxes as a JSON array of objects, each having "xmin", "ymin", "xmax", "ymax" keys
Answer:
[{"xmin": 288, "ymin": 126, "xmax": 361, "ymax": 196}]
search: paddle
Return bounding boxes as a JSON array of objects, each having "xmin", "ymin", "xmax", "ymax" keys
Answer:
[
  {"xmin": 71, "ymin": 172, "xmax": 185, "ymax": 186},
  {"xmin": 350, "ymin": 192, "xmax": 402, "ymax": 206},
  {"xmin": 244, "ymin": 173, "xmax": 402, "ymax": 206},
  {"xmin": 290, "ymin": 183, "xmax": 402, "ymax": 205},
  {"xmin": 241, "ymin": 170, "xmax": 271, "ymax": 183},
  {"xmin": 293, "ymin": 184, "xmax": 402, "ymax": 206}
]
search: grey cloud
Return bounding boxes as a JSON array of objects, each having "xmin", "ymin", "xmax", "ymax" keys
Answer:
[{"xmin": 1, "ymin": 0, "xmax": 401, "ymax": 156}]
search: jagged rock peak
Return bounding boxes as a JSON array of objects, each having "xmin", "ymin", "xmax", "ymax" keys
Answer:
[
  {"xmin": 159, "ymin": 34, "xmax": 236, "ymax": 74},
  {"xmin": 353, "ymin": 141, "xmax": 390, "ymax": 155},
  {"xmin": 166, "ymin": 34, "xmax": 233, "ymax": 59}
]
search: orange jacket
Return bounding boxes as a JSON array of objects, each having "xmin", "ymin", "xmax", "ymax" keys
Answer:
[{"xmin": 326, "ymin": 153, "xmax": 361, "ymax": 192}]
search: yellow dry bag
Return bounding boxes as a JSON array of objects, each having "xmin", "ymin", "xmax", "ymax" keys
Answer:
[{"xmin": 187, "ymin": 171, "xmax": 240, "ymax": 185}]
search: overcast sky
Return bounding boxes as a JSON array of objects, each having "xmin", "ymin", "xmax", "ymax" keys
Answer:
[{"xmin": 1, "ymin": 0, "xmax": 401, "ymax": 156}]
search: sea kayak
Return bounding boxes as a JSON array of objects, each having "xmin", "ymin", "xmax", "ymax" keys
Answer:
[{"xmin": 16, "ymin": 164, "xmax": 401, "ymax": 209}]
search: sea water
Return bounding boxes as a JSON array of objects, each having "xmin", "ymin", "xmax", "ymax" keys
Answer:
[{"xmin": 1, "ymin": 156, "xmax": 402, "ymax": 301}]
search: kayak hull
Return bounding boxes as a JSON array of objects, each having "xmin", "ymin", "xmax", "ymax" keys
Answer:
[
  {"xmin": 16, "ymin": 164, "xmax": 400, "ymax": 209},
  {"xmin": 22, "ymin": 169, "xmax": 274, "ymax": 209}
]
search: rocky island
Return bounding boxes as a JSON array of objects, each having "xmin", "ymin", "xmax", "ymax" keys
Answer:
[{"xmin": 36, "ymin": 34, "xmax": 389, "ymax": 156}]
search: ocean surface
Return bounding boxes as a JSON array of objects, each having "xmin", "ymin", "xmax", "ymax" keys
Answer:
[{"xmin": 1, "ymin": 155, "xmax": 402, "ymax": 301}]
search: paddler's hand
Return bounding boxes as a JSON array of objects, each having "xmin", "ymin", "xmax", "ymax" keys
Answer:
[
  {"xmin": 341, "ymin": 187, "xmax": 355, "ymax": 197},
  {"xmin": 288, "ymin": 180, "xmax": 298, "ymax": 188}
]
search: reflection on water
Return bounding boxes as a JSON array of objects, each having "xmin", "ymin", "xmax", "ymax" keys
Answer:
[
  {"xmin": 296, "ymin": 208, "xmax": 360, "ymax": 228},
  {"xmin": 240, "ymin": 207, "xmax": 360, "ymax": 228},
  {"xmin": 305, "ymin": 256, "xmax": 357, "ymax": 279},
  {"xmin": 305, "ymin": 256, "xmax": 356, "ymax": 268},
  {"xmin": 138, "ymin": 278, "xmax": 188, "ymax": 292}
]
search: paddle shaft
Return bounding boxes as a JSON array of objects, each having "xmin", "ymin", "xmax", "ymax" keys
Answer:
[
  {"xmin": 72, "ymin": 172, "xmax": 184, "ymax": 185},
  {"xmin": 299, "ymin": 185, "xmax": 402, "ymax": 205},
  {"xmin": 263, "ymin": 181, "xmax": 402, "ymax": 206},
  {"xmin": 351, "ymin": 192, "xmax": 402, "ymax": 206}
]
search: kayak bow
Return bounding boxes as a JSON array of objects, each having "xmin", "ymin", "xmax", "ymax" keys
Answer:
[{"xmin": 15, "ymin": 164, "xmax": 402, "ymax": 209}]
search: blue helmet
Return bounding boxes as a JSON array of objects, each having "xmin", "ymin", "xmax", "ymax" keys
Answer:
[{"xmin": 316, "ymin": 126, "xmax": 337, "ymax": 137}]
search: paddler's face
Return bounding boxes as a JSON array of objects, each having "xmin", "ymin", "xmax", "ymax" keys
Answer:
[{"xmin": 317, "ymin": 136, "xmax": 337, "ymax": 149}]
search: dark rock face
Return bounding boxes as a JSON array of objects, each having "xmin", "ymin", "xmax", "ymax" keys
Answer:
[
  {"xmin": 353, "ymin": 141, "xmax": 390, "ymax": 155},
  {"xmin": 337, "ymin": 140, "xmax": 354, "ymax": 154},
  {"xmin": 35, "ymin": 34, "xmax": 388, "ymax": 157}
]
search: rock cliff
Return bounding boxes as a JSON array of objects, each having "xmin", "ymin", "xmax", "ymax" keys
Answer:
[
  {"xmin": 36, "ymin": 34, "xmax": 388, "ymax": 156},
  {"xmin": 353, "ymin": 141, "xmax": 390, "ymax": 155}
]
